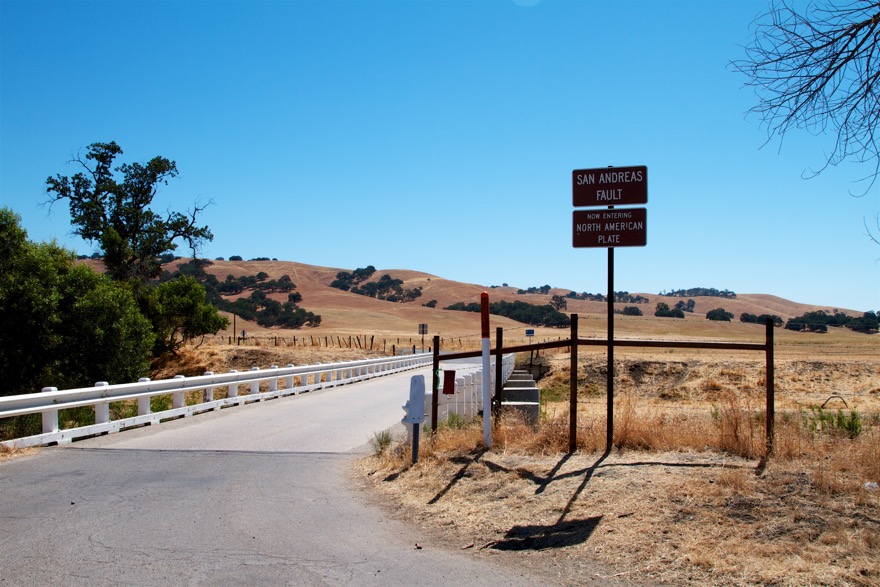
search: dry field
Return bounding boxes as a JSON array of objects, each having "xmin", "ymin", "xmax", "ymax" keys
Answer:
[{"xmin": 359, "ymin": 340, "xmax": 880, "ymax": 587}]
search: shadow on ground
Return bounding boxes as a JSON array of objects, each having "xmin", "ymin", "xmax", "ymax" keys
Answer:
[{"xmin": 492, "ymin": 516, "xmax": 603, "ymax": 550}]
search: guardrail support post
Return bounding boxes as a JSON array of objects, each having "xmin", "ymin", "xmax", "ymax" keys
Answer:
[
  {"xmin": 203, "ymin": 373, "xmax": 214, "ymax": 403},
  {"xmin": 138, "ymin": 378, "xmax": 151, "ymax": 418},
  {"xmin": 250, "ymin": 367, "xmax": 260, "ymax": 398},
  {"xmin": 228, "ymin": 370, "xmax": 239, "ymax": 397},
  {"xmin": 269, "ymin": 366, "xmax": 279, "ymax": 392},
  {"xmin": 285, "ymin": 364, "xmax": 295, "ymax": 391},
  {"xmin": 94, "ymin": 381, "xmax": 110, "ymax": 425},
  {"xmin": 173, "ymin": 375, "xmax": 186, "ymax": 409},
  {"xmin": 41, "ymin": 387, "xmax": 59, "ymax": 434}
]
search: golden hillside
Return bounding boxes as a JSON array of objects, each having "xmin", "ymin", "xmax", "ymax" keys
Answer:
[{"xmin": 148, "ymin": 258, "xmax": 871, "ymax": 347}]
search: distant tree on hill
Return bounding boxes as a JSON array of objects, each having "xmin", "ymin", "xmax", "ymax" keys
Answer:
[
  {"xmin": 661, "ymin": 287, "xmax": 736, "ymax": 299},
  {"xmin": 566, "ymin": 290, "xmax": 605, "ymax": 302},
  {"xmin": 517, "ymin": 285, "xmax": 552, "ymax": 295},
  {"xmin": 229, "ymin": 255, "xmax": 243, "ymax": 261},
  {"xmin": 785, "ymin": 309, "xmax": 878, "ymax": 334},
  {"xmin": 550, "ymin": 295, "xmax": 568, "ymax": 311},
  {"xmin": 675, "ymin": 299, "xmax": 696, "ymax": 313},
  {"xmin": 706, "ymin": 308, "xmax": 734, "ymax": 322},
  {"xmin": 330, "ymin": 265, "xmax": 376, "ymax": 291},
  {"xmin": 740, "ymin": 313, "xmax": 783, "ymax": 327},
  {"xmin": 614, "ymin": 291, "xmax": 650, "ymax": 304},
  {"xmin": 620, "ymin": 306, "xmax": 643, "ymax": 316},
  {"xmin": 655, "ymin": 302, "xmax": 685, "ymax": 319},
  {"xmin": 330, "ymin": 266, "xmax": 420, "ymax": 302},
  {"xmin": 167, "ymin": 261, "xmax": 320, "ymax": 329},
  {"xmin": 445, "ymin": 300, "xmax": 570, "ymax": 327}
]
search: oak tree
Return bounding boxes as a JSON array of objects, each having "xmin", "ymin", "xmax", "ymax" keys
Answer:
[{"xmin": 46, "ymin": 142, "xmax": 213, "ymax": 282}]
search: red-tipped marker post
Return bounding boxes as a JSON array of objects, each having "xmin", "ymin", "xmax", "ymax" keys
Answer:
[{"xmin": 480, "ymin": 292, "xmax": 492, "ymax": 448}]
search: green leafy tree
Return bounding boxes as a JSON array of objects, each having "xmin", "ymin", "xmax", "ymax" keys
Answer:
[
  {"xmin": 45, "ymin": 141, "xmax": 213, "ymax": 282},
  {"xmin": 141, "ymin": 275, "xmax": 228, "ymax": 354},
  {"xmin": 0, "ymin": 208, "xmax": 153, "ymax": 396},
  {"xmin": 150, "ymin": 276, "xmax": 229, "ymax": 354},
  {"xmin": 53, "ymin": 267, "xmax": 154, "ymax": 388},
  {"xmin": 45, "ymin": 143, "xmax": 229, "ymax": 353},
  {"xmin": 655, "ymin": 302, "xmax": 685, "ymax": 319}
]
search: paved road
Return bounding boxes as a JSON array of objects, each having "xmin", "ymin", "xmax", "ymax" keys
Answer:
[{"xmin": 0, "ymin": 368, "xmax": 559, "ymax": 585}]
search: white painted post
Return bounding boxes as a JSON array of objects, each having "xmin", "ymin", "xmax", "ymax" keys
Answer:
[
  {"xmin": 173, "ymin": 375, "xmax": 186, "ymax": 409},
  {"xmin": 474, "ymin": 371, "xmax": 482, "ymax": 417},
  {"xmin": 250, "ymin": 367, "xmax": 260, "ymax": 397},
  {"xmin": 138, "ymin": 378, "xmax": 151, "ymax": 416},
  {"xmin": 464, "ymin": 373, "xmax": 480, "ymax": 419},
  {"xmin": 285, "ymin": 364, "xmax": 295, "ymax": 391},
  {"xmin": 269, "ymin": 365, "xmax": 279, "ymax": 392},
  {"xmin": 480, "ymin": 292, "xmax": 492, "ymax": 448},
  {"xmin": 95, "ymin": 381, "xmax": 110, "ymax": 425},
  {"xmin": 228, "ymin": 369, "xmax": 239, "ymax": 397},
  {"xmin": 41, "ymin": 387, "xmax": 59, "ymax": 434},
  {"xmin": 203, "ymin": 372, "xmax": 214, "ymax": 403},
  {"xmin": 456, "ymin": 376, "xmax": 466, "ymax": 420}
]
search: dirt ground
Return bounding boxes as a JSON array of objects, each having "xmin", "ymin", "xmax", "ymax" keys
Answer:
[{"xmin": 358, "ymin": 447, "xmax": 879, "ymax": 586}]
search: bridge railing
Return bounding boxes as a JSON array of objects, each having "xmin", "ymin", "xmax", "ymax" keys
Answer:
[
  {"xmin": 432, "ymin": 353, "xmax": 516, "ymax": 426},
  {"xmin": 0, "ymin": 353, "xmax": 433, "ymax": 449}
]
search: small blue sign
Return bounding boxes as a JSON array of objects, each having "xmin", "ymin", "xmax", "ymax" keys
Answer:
[{"xmin": 525, "ymin": 329, "xmax": 535, "ymax": 337}]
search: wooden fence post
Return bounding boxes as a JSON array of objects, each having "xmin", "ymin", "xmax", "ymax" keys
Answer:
[{"xmin": 765, "ymin": 318, "xmax": 775, "ymax": 456}]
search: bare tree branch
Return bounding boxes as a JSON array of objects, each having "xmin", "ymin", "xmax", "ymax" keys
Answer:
[{"xmin": 733, "ymin": 0, "xmax": 880, "ymax": 196}]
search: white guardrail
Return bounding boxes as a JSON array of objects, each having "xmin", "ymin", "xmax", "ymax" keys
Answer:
[
  {"xmin": 432, "ymin": 354, "xmax": 516, "ymax": 426},
  {"xmin": 0, "ymin": 353, "xmax": 433, "ymax": 449}
]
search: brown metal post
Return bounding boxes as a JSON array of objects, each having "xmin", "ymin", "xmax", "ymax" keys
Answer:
[
  {"xmin": 431, "ymin": 335, "xmax": 440, "ymax": 434},
  {"xmin": 495, "ymin": 327, "xmax": 503, "ymax": 407},
  {"xmin": 607, "ymin": 246, "xmax": 615, "ymax": 452},
  {"xmin": 765, "ymin": 318, "xmax": 775, "ymax": 456},
  {"xmin": 570, "ymin": 314, "xmax": 578, "ymax": 453}
]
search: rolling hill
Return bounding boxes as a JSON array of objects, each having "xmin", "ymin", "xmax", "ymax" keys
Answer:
[{"xmin": 152, "ymin": 258, "xmax": 870, "ymax": 340}]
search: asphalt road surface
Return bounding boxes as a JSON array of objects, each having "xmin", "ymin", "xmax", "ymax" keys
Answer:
[{"xmin": 0, "ymin": 367, "xmax": 563, "ymax": 586}]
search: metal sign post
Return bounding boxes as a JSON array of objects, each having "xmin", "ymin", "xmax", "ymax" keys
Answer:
[
  {"xmin": 418, "ymin": 323, "xmax": 428, "ymax": 352},
  {"xmin": 572, "ymin": 165, "xmax": 649, "ymax": 452},
  {"xmin": 480, "ymin": 292, "xmax": 492, "ymax": 448},
  {"xmin": 526, "ymin": 328, "xmax": 535, "ymax": 365},
  {"xmin": 607, "ymin": 240, "xmax": 614, "ymax": 450}
]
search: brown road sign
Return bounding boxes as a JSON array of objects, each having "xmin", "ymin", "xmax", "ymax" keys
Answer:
[
  {"xmin": 572, "ymin": 165, "xmax": 647, "ymax": 207},
  {"xmin": 573, "ymin": 208, "xmax": 647, "ymax": 248}
]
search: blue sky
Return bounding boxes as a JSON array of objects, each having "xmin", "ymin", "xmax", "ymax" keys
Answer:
[{"xmin": 1, "ymin": 0, "xmax": 878, "ymax": 312}]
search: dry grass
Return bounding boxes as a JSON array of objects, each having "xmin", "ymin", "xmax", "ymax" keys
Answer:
[
  {"xmin": 0, "ymin": 443, "xmax": 37, "ymax": 462},
  {"xmin": 359, "ymin": 348, "xmax": 880, "ymax": 586}
]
